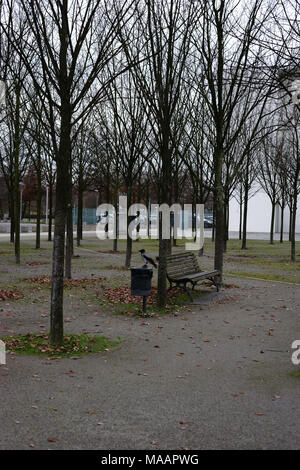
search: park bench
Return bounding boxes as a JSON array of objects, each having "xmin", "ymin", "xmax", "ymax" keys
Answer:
[{"xmin": 166, "ymin": 251, "xmax": 220, "ymax": 302}]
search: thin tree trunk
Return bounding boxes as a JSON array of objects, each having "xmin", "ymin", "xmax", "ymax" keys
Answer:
[
  {"xmin": 157, "ymin": 143, "xmax": 172, "ymax": 308},
  {"xmin": 13, "ymin": 85, "xmax": 21, "ymax": 264},
  {"xmin": 48, "ymin": 181, "xmax": 53, "ymax": 241},
  {"xmin": 14, "ymin": 175, "xmax": 20, "ymax": 264},
  {"xmin": 214, "ymin": 147, "xmax": 224, "ymax": 284},
  {"xmin": 36, "ymin": 168, "xmax": 42, "ymax": 249},
  {"xmin": 270, "ymin": 200, "xmax": 275, "ymax": 245},
  {"xmin": 241, "ymin": 183, "xmax": 249, "ymax": 250},
  {"xmin": 113, "ymin": 177, "xmax": 119, "ymax": 252},
  {"xmin": 125, "ymin": 186, "xmax": 133, "ymax": 268},
  {"xmin": 65, "ymin": 190, "xmax": 73, "ymax": 279},
  {"xmin": 280, "ymin": 201, "xmax": 284, "ymax": 244},
  {"xmin": 289, "ymin": 203, "xmax": 292, "ymax": 242},
  {"xmin": 223, "ymin": 199, "xmax": 229, "ymax": 253},
  {"xmin": 239, "ymin": 185, "xmax": 243, "ymax": 240},
  {"xmin": 9, "ymin": 193, "xmax": 15, "ymax": 243},
  {"xmin": 77, "ymin": 178, "xmax": 83, "ymax": 247},
  {"xmin": 291, "ymin": 191, "xmax": 298, "ymax": 262},
  {"xmin": 212, "ymin": 203, "xmax": 215, "ymax": 242}
]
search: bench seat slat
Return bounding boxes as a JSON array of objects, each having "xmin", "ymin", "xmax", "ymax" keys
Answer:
[{"xmin": 168, "ymin": 270, "xmax": 219, "ymax": 281}]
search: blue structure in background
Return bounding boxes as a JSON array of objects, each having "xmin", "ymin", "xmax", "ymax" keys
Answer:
[
  {"xmin": 73, "ymin": 207, "xmax": 97, "ymax": 225},
  {"xmin": 72, "ymin": 207, "xmax": 213, "ymax": 228}
]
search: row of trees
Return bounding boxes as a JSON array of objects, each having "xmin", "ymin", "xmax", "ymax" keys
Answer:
[{"xmin": 0, "ymin": 0, "xmax": 299, "ymax": 345}]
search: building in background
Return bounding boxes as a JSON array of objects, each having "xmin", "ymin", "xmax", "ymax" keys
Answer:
[{"xmin": 229, "ymin": 184, "xmax": 300, "ymax": 234}]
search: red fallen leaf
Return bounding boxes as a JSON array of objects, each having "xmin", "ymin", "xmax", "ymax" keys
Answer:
[
  {"xmin": 47, "ymin": 437, "xmax": 59, "ymax": 442},
  {"xmin": 255, "ymin": 412, "xmax": 264, "ymax": 416},
  {"xmin": 203, "ymin": 338, "xmax": 211, "ymax": 342},
  {"xmin": 180, "ymin": 421, "xmax": 188, "ymax": 425},
  {"xmin": 231, "ymin": 393, "xmax": 239, "ymax": 397}
]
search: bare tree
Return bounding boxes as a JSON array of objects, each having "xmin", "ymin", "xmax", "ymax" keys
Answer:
[
  {"xmin": 192, "ymin": 0, "xmax": 277, "ymax": 282},
  {"xmin": 3, "ymin": 0, "xmax": 136, "ymax": 345},
  {"xmin": 118, "ymin": 0, "xmax": 200, "ymax": 307}
]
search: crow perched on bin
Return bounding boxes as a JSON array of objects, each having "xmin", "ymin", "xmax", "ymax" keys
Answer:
[{"xmin": 139, "ymin": 249, "xmax": 158, "ymax": 268}]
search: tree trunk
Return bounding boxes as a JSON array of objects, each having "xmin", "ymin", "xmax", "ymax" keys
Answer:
[
  {"xmin": 50, "ymin": 90, "xmax": 71, "ymax": 346},
  {"xmin": 239, "ymin": 185, "xmax": 243, "ymax": 240},
  {"xmin": 113, "ymin": 177, "xmax": 119, "ymax": 252},
  {"xmin": 14, "ymin": 174, "xmax": 20, "ymax": 264},
  {"xmin": 213, "ymin": 147, "xmax": 224, "ymax": 284},
  {"xmin": 50, "ymin": 157, "xmax": 68, "ymax": 346},
  {"xmin": 157, "ymin": 142, "xmax": 172, "ymax": 308},
  {"xmin": 125, "ymin": 186, "xmax": 133, "ymax": 268},
  {"xmin": 9, "ymin": 193, "xmax": 15, "ymax": 243},
  {"xmin": 241, "ymin": 183, "xmax": 249, "ymax": 250},
  {"xmin": 223, "ymin": 199, "xmax": 229, "ymax": 253},
  {"xmin": 13, "ymin": 85, "xmax": 21, "ymax": 264},
  {"xmin": 77, "ymin": 177, "xmax": 83, "ymax": 247},
  {"xmin": 289, "ymin": 202, "xmax": 292, "ymax": 242},
  {"xmin": 280, "ymin": 201, "xmax": 284, "ymax": 244},
  {"xmin": 48, "ymin": 181, "xmax": 53, "ymax": 241},
  {"xmin": 65, "ymin": 186, "xmax": 73, "ymax": 279},
  {"xmin": 270, "ymin": 200, "xmax": 275, "ymax": 245},
  {"xmin": 36, "ymin": 168, "xmax": 42, "ymax": 249},
  {"xmin": 291, "ymin": 190, "xmax": 298, "ymax": 262},
  {"xmin": 212, "ymin": 203, "xmax": 215, "ymax": 242}
]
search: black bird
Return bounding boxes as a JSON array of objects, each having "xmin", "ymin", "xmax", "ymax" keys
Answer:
[{"xmin": 139, "ymin": 249, "xmax": 157, "ymax": 268}]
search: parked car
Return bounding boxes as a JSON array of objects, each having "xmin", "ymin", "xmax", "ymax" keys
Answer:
[{"xmin": 204, "ymin": 217, "xmax": 213, "ymax": 228}]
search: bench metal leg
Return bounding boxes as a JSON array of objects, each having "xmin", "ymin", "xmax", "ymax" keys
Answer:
[
  {"xmin": 168, "ymin": 281, "xmax": 194, "ymax": 302},
  {"xmin": 208, "ymin": 277, "xmax": 219, "ymax": 292},
  {"xmin": 184, "ymin": 283, "xmax": 194, "ymax": 302}
]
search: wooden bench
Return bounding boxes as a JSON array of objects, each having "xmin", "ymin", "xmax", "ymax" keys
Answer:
[{"xmin": 166, "ymin": 251, "xmax": 220, "ymax": 302}]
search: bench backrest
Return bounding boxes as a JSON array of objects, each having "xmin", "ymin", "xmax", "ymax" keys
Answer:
[{"xmin": 166, "ymin": 251, "xmax": 200, "ymax": 278}]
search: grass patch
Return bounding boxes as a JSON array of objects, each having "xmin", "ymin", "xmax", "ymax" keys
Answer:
[
  {"xmin": 2, "ymin": 333, "xmax": 121, "ymax": 358},
  {"xmin": 226, "ymin": 271, "xmax": 300, "ymax": 283},
  {"xmin": 289, "ymin": 370, "xmax": 300, "ymax": 379}
]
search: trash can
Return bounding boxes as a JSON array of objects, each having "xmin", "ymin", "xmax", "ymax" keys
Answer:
[
  {"xmin": 131, "ymin": 267, "xmax": 153, "ymax": 296},
  {"xmin": 131, "ymin": 267, "xmax": 153, "ymax": 314}
]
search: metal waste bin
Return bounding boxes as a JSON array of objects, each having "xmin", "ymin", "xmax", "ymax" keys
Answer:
[
  {"xmin": 131, "ymin": 267, "xmax": 153, "ymax": 314},
  {"xmin": 131, "ymin": 267, "xmax": 153, "ymax": 295}
]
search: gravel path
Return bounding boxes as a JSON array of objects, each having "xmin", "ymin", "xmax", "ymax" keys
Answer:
[{"xmin": 1, "ymin": 276, "xmax": 300, "ymax": 450}]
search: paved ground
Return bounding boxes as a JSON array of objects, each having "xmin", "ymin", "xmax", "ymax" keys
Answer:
[{"xmin": 1, "ymin": 276, "xmax": 300, "ymax": 450}]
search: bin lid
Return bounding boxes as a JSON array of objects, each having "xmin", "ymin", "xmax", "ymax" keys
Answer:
[{"xmin": 130, "ymin": 266, "xmax": 153, "ymax": 271}]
